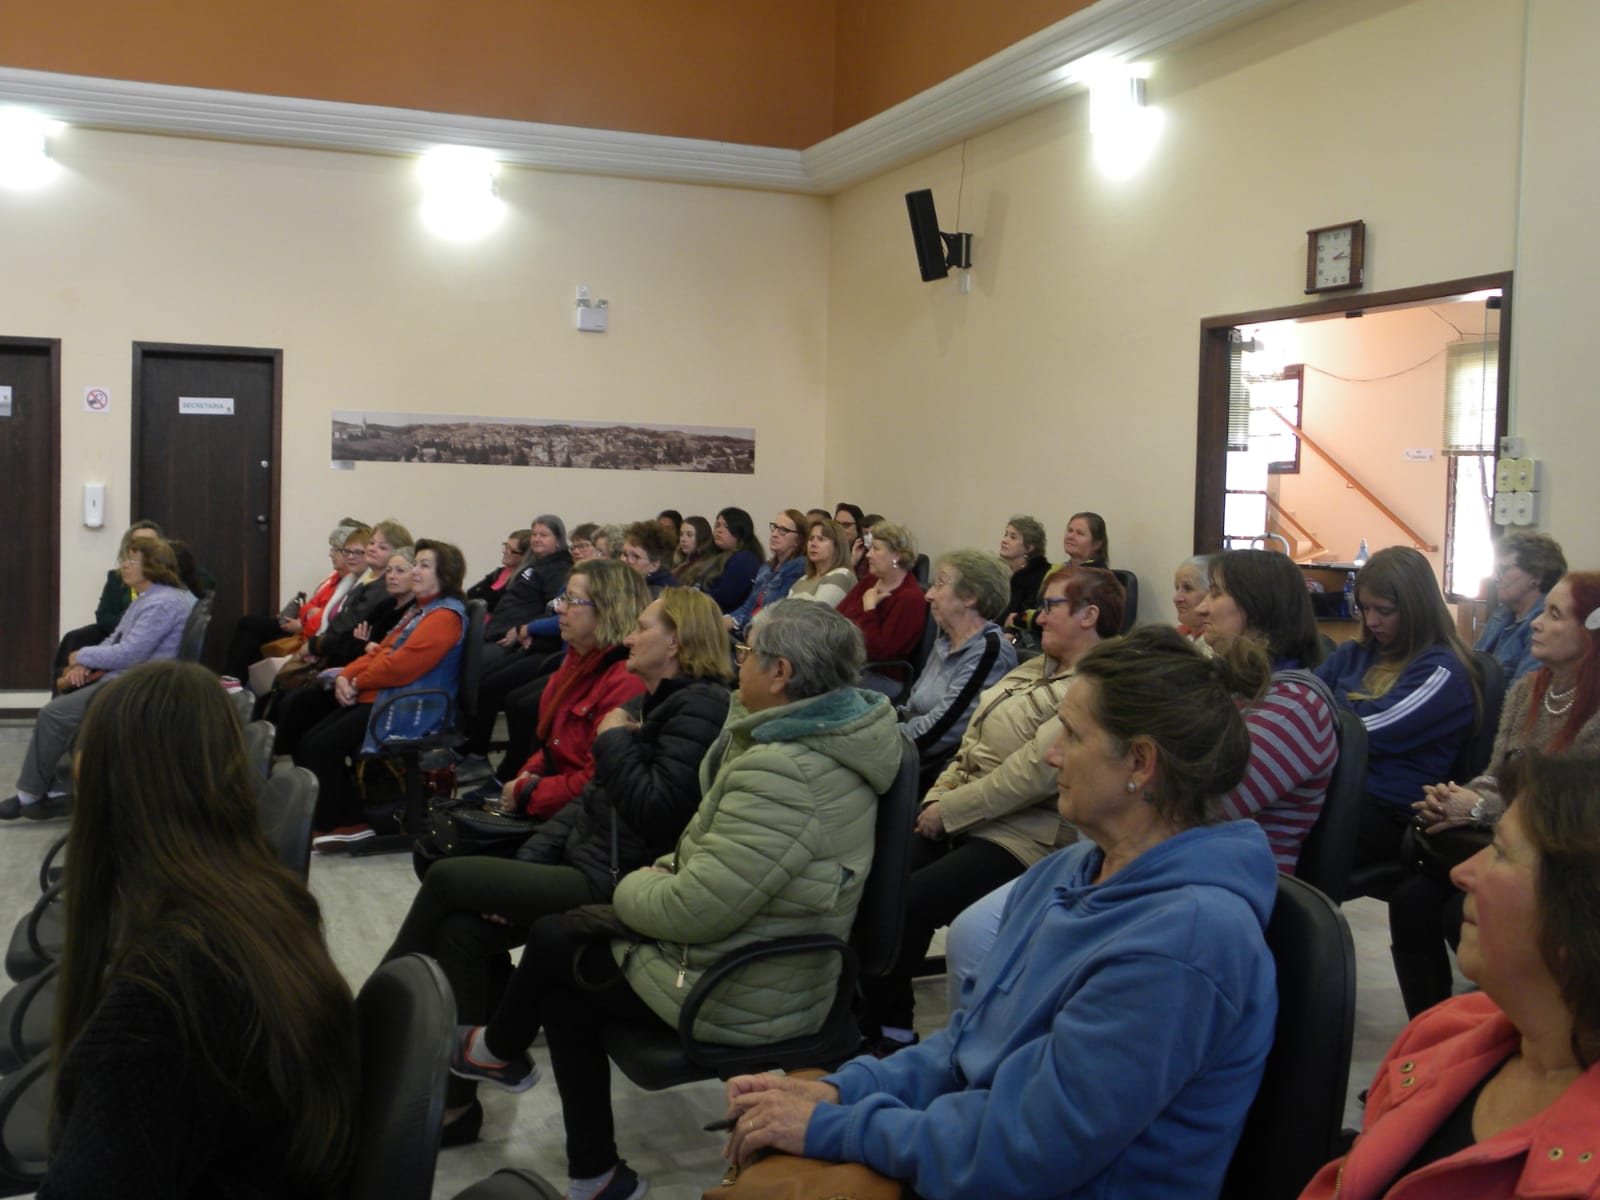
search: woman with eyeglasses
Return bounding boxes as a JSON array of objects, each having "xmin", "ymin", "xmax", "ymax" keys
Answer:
[
  {"xmin": 489, "ymin": 559, "xmax": 650, "ymax": 819},
  {"xmin": 723, "ymin": 509, "xmax": 810, "ymax": 635},
  {"xmin": 857, "ymin": 566, "xmax": 1121, "ymax": 1054},
  {"xmin": 692, "ymin": 507, "xmax": 764, "ymax": 615},
  {"xmin": 467, "ymin": 528, "xmax": 532, "ymax": 614},
  {"xmin": 619, "ymin": 520, "xmax": 678, "ymax": 594},
  {"xmin": 1313, "ymin": 546, "xmax": 1479, "ymax": 869}
]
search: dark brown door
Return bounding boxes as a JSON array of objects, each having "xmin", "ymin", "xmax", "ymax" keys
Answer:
[
  {"xmin": 0, "ymin": 337, "xmax": 61, "ymax": 691},
  {"xmin": 132, "ymin": 343, "xmax": 282, "ymax": 669}
]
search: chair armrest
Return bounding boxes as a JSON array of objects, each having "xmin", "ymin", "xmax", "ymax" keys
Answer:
[
  {"xmin": 0, "ymin": 1050, "xmax": 50, "ymax": 1187},
  {"xmin": 7, "ymin": 964, "xmax": 58, "ymax": 1064},
  {"xmin": 676, "ymin": 934, "xmax": 857, "ymax": 1070},
  {"xmin": 25, "ymin": 883, "xmax": 63, "ymax": 966},
  {"xmin": 37, "ymin": 835, "xmax": 68, "ymax": 894}
]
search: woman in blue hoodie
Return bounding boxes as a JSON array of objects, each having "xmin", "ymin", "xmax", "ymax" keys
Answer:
[{"xmin": 721, "ymin": 626, "xmax": 1280, "ymax": 1200}]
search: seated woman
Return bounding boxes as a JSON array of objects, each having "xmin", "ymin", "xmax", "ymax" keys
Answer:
[
  {"xmin": 673, "ymin": 514, "xmax": 713, "ymax": 582},
  {"xmin": 1061, "ymin": 509, "xmax": 1110, "ymax": 569},
  {"xmin": 723, "ymin": 509, "xmax": 809, "ymax": 634},
  {"xmin": 466, "ymin": 527, "xmax": 532, "ymax": 614},
  {"xmin": 898, "ymin": 550, "xmax": 1018, "ymax": 771},
  {"xmin": 223, "ymin": 520, "xmax": 367, "ymax": 681},
  {"xmin": 998, "ymin": 514, "xmax": 1051, "ymax": 630},
  {"xmin": 50, "ymin": 518, "xmax": 164, "ymax": 686},
  {"xmin": 292, "ymin": 540, "xmax": 469, "ymax": 839},
  {"xmin": 859, "ymin": 565, "xmax": 1121, "ymax": 1053},
  {"xmin": 569, "ymin": 522, "xmax": 603, "ymax": 562},
  {"xmin": 36, "ymin": 660, "xmax": 358, "ymax": 1197},
  {"xmin": 1172, "ymin": 553, "xmax": 1213, "ymax": 639},
  {"xmin": 6, "ymin": 536, "xmax": 196, "ymax": 820},
  {"xmin": 1314, "ymin": 546, "xmax": 1478, "ymax": 868},
  {"xmin": 1474, "ymin": 530, "xmax": 1566, "ymax": 682},
  {"xmin": 1301, "ymin": 751, "xmax": 1600, "ymax": 1200},
  {"xmin": 303, "ymin": 519, "xmax": 410, "ymax": 663},
  {"xmin": 382, "ymin": 587, "xmax": 733, "ymax": 1143},
  {"xmin": 476, "ymin": 559, "xmax": 650, "ymax": 814},
  {"xmin": 619, "ymin": 520, "xmax": 677, "ymax": 593},
  {"xmin": 837, "ymin": 520, "xmax": 928, "ymax": 693},
  {"xmin": 833, "ymin": 502, "xmax": 870, "ymax": 581},
  {"xmin": 1388, "ymin": 570, "xmax": 1600, "ymax": 1017},
  {"xmin": 722, "ymin": 626, "xmax": 1279, "ymax": 1200},
  {"xmin": 788, "ymin": 516, "xmax": 857, "ymax": 607},
  {"xmin": 693, "ymin": 507, "xmax": 764, "ymax": 614},
  {"xmin": 449, "ymin": 601, "xmax": 899, "ymax": 1200},
  {"xmin": 1192, "ymin": 548, "xmax": 1337, "ymax": 871}
]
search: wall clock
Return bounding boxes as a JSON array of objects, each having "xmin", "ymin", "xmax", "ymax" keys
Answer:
[{"xmin": 1305, "ymin": 220, "xmax": 1365, "ymax": 293}]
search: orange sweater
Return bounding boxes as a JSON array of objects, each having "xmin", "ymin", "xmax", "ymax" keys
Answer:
[{"xmin": 339, "ymin": 605, "xmax": 463, "ymax": 703}]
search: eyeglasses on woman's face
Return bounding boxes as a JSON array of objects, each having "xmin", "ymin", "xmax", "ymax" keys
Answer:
[
  {"xmin": 733, "ymin": 642, "xmax": 754, "ymax": 664},
  {"xmin": 769, "ymin": 523, "xmax": 799, "ymax": 537},
  {"xmin": 553, "ymin": 595, "xmax": 595, "ymax": 612}
]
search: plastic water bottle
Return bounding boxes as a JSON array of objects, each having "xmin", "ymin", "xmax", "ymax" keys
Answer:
[
  {"xmin": 1353, "ymin": 538, "xmax": 1370, "ymax": 567},
  {"xmin": 1343, "ymin": 572, "xmax": 1357, "ymax": 619}
]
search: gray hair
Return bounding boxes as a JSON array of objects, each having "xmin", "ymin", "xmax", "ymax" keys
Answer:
[
  {"xmin": 1178, "ymin": 554, "xmax": 1214, "ymax": 589},
  {"xmin": 328, "ymin": 522, "xmax": 363, "ymax": 549},
  {"xmin": 531, "ymin": 514, "xmax": 568, "ymax": 548},
  {"xmin": 594, "ymin": 524, "xmax": 626, "ymax": 559},
  {"xmin": 388, "ymin": 545, "xmax": 416, "ymax": 566},
  {"xmin": 749, "ymin": 600, "xmax": 865, "ymax": 700},
  {"xmin": 938, "ymin": 550, "xmax": 1011, "ymax": 621}
]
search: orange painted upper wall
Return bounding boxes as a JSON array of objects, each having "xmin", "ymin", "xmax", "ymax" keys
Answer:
[
  {"xmin": 0, "ymin": 0, "xmax": 840, "ymax": 149},
  {"xmin": 832, "ymin": 0, "xmax": 1094, "ymax": 131},
  {"xmin": 0, "ymin": 0, "xmax": 1092, "ymax": 148}
]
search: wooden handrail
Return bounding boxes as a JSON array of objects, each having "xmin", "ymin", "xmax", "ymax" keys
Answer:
[
  {"xmin": 1262, "ymin": 493, "xmax": 1326, "ymax": 555},
  {"xmin": 1267, "ymin": 409, "xmax": 1439, "ymax": 552}
]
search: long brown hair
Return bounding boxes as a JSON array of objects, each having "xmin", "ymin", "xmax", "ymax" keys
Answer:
[
  {"xmin": 1523, "ymin": 572, "xmax": 1600, "ymax": 752},
  {"xmin": 53, "ymin": 661, "xmax": 358, "ymax": 1190},
  {"xmin": 1351, "ymin": 546, "xmax": 1479, "ymax": 714}
]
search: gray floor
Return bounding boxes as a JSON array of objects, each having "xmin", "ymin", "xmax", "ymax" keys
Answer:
[{"xmin": 0, "ymin": 716, "xmax": 1439, "ymax": 1198}]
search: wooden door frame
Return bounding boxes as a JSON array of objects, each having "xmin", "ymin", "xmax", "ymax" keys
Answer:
[
  {"xmin": 1194, "ymin": 271, "xmax": 1513, "ymax": 554},
  {"xmin": 0, "ymin": 335, "xmax": 61, "ymax": 714},
  {"xmin": 130, "ymin": 341, "xmax": 284, "ymax": 605}
]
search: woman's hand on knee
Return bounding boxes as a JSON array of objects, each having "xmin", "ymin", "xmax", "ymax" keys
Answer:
[{"xmin": 722, "ymin": 1078, "xmax": 837, "ymax": 1165}]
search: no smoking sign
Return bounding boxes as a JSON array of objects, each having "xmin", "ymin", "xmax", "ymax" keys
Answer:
[{"xmin": 83, "ymin": 387, "xmax": 110, "ymax": 413}]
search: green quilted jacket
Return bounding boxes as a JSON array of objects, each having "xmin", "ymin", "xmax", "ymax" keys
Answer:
[{"xmin": 611, "ymin": 685, "xmax": 901, "ymax": 1044}]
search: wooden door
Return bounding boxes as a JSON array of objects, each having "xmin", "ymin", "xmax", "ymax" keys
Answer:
[
  {"xmin": 0, "ymin": 337, "xmax": 60, "ymax": 691},
  {"xmin": 132, "ymin": 343, "xmax": 281, "ymax": 669}
]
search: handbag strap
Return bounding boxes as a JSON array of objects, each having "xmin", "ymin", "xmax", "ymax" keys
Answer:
[{"xmin": 915, "ymin": 630, "xmax": 1003, "ymax": 752}]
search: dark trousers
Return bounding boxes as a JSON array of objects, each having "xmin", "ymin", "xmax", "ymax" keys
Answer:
[
  {"xmin": 483, "ymin": 914, "xmax": 669, "ymax": 1178},
  {"xmin": 224, "ymin": 613, "xmax": 289, "ymax": 682},
  {"xmin": 384, "ymin": 856, "xmax": 598, "ymax": 1105},
  {"xmin": 272, "ymin": 685, "xmax": 339, "ymax": 756},
  {"xmin": 859, "ymin": 835, "xmax": 1023, "ymax": 1033},
  {"xmin": 1387, "ymin": 872, "xmax": 1467, "ymax": 1017},
  {"xmin": 497, "ymin": 662, "xmax": 560, "ymax": 781},
  {"xmin": 465, "ymin": 643, "xmax": 556, "ymax": 756},
  {"xmin": 293, "ymin": 702, "xmax": 371, "ymax": 830},
  {"xmin": 1354, "ymin": 797, "xmax": 1414, "ymax": 870}
]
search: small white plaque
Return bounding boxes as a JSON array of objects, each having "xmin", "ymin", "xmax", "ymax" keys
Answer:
[
  {"xmin": 1403, "ymin": 448, "xmax": 1434, "ymax": 462},
  {"xmin": 83, "ymin": 386, "xmax": 111, "ymax": 413},
  {"xmin": 0, "ymin": 386, "xmax": 10, "ymax": 418},
  {"xmin": 179, "ymin": 396, "xmax": 235, "ymax": 415}
]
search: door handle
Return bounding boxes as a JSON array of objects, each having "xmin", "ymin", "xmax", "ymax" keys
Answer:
[{"xmin": 255, "ymin": 513, "xmax": 269, "ymax": 531}]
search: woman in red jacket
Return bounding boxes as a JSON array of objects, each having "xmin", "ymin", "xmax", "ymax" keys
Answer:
[
  {"xmin": 491, "ymin": 558, "xmax": 651, "ymax": 819},
  {"xmin": 1300, "ymin": 751, "xmax": 1600, "ymax": 1200},
  {"xmin": 836, "ymin": 519, "xmax": 927, "ymax": 696}
]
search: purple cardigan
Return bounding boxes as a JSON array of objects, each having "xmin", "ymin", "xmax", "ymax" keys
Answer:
[{"xmin": 75, "ymin": 584, "xmax": 196, "ymax": 677}]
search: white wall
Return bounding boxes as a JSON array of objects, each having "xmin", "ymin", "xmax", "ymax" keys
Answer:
[
  {"xmin": 823, "ymin": 0, "xmax": 1527, "ymax": 618},
  {"xmin": 0, "ymin": 129, "xmax": 830, "ymax": 649}
]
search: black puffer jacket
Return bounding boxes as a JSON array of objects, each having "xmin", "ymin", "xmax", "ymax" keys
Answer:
[
  {"xmin": 514, "ymin": 674, "xmax": 731, "ymax": 896},
  {"xmin": 486, "ymin": 548, "xmax": 574, "ymax": 640}
]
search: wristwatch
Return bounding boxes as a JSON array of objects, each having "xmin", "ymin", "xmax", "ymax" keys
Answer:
[{"xmin": 1468, "ymin": 796, "xmax": 1487, "ymax": 824}]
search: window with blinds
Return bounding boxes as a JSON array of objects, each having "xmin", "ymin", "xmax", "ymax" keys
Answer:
[
  {"xmin": 1443, "ymin": 340, "xmax": 1498, "ymax": 454},
  {"xmin": 1443, "ymin": 337, "xmax": 1498, "ymax": 600}
]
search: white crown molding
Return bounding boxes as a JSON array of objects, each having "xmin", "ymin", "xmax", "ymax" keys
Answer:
[{"xmin": 0, "ymin": 0, "xmax": 1281, "ymax": 194}]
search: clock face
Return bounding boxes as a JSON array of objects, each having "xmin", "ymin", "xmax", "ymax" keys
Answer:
[{"xmin": 1314, "ymin": 227, "xmax": 1354, "ymax": 288}]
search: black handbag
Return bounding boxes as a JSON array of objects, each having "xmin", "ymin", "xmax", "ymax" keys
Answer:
[
  {"xmin": 1402, "ymin": 822, "xmax": 1492, "ymax": 885},
  {"xmin": 423, "ymin": 797, "xmax": 541, "ymax": 860}
]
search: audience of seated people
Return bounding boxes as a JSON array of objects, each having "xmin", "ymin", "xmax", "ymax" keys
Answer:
[
  {"xmin": 997, "ymin": 513, "xmax": 1051, "ymax": 632},
  {"xmin": 467, "ymin": 527, "xmax": 533, "ymax": 614},
  {"xmin": 49, "ymin": 518, "xmax": 165, "ymax": 687},
  {"xmin": 672, "ymin": 514, "xmax": 713, "ymax": 581},
  {"xmin": 619, "ymin": 520, "xmax": 677, "ymax": 594},
  {"xmin": 722, "ymin": 508, "xmax": 809, "ymax": 635},
  {"xmin": 694, "ymin": 506, "xmax": 764, "ymax": 614}
]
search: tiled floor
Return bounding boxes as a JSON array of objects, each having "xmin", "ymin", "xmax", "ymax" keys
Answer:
[{"xmin": 0, "ymin": 716, "xmax": 1446, "ymax": 1198}]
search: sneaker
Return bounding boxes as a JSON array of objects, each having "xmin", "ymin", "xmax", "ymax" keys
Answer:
[
  {"xmin": 311, "ymin": 825, "xmax": 375, "ymax": 852},
  {"xmin": 0, "ymin": 796, "xmax": 21, "ymax": 821},
  {"xmin": 21, "ymin": 794, "xmax": 70, "ymax": 822},
  {"xmin": 588, "ymin": 1161, "xmax": 648, "ymax": 1200},
  {"xmin": 449, "ymin": 1025, "xmax": 539, "ymax": 1092}
]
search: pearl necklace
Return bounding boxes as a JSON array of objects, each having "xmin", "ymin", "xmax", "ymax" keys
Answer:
[{"xmin": 1544, "ymin": 683, "xmax": 1577, "ymax": 717}]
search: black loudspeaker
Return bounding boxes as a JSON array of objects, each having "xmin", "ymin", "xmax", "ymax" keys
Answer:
[{"xmin": 905, "ymin": 189, "xmax": 972, "ymax": 283}]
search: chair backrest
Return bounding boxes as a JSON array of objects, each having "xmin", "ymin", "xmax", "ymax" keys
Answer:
[
  {"xmin": 910, "ymin": 610, "xmax": 938, "ymax": 675},
  {"xmin": 1293, "ymin": 709, "xmax": 1368, "ymax": 904},
  {"xmin": 1452, "ymin": 650, "xmax": 1506, "ymax": 781},
  {"xmin": 346, "ymin": 954, "xmax": 453, "ymax": 1200},
  {"xmin": 455, "ymin": 599, "xmax": 488, "ymax": 724},
  {"xmin": 851, "ymin": 734, "xmax": 920, "ymax": 977},
  {"xmin": 1110, "ymin": 569, "xmax": 1138, "ymax": 632},
  {"xmin": 911, "ymin": 554, "xmax": 930, "ymax": 589},
  {"xmin": 1221, "ymin": 874, "xmax": 1356, "ymax": 1200},
  {"xmin": 243, "ymin": 719, "xmax": 275, "ymax": 780},
  {"xmin": 178, "ymin": 595, "xmax": 214, "ymax": 662},
  {"xmin": 258, "ymin": 766, "xmax": 317, "ymax": 881}
]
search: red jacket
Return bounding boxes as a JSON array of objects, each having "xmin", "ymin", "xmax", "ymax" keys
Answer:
[
  {"xmin": 1300, "ymin": 992, "xmax": 1600, "ymax": 1199},
  {"xmin": 836, "ymin": 573, "xmax": 926, "ymax": 664},
  {"xmin": 513, "ymin": 644, "xmax": 645, "ymax": 819}
]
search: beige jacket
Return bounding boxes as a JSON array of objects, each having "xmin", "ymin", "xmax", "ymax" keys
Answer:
[{"xmin": 927, "ymin": 655, "xmax": 1077, "ymax": 866}]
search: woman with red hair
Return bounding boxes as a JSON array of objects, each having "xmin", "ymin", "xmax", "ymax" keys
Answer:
[{"xmin": 1388, "ymin": 570, "xmax": 1600, "ymax": 1016}]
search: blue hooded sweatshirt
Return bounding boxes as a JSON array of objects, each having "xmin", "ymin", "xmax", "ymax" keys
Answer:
[{"xmin": 805, "ymin": 821, "xmax": 1278, "ymax": 1200}]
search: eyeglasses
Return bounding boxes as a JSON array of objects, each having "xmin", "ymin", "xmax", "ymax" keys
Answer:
[
  {"xmin": 553, "ymin": 595, "xmax": 595, "ymax": 612},
  {"xmin": 1038, "ymin": 597, "xmax": 1077, "ymax": 617},
  {"xmin": 769, "ymin": 523, "xmax": 799, "ymax": 536},
  {"xmin": 734, "ymin": 642, "xmax": 754, "ymax": 664},
  {"xmin": 339, "ymin": 547, "xmax": 365, "ymax": 558}
]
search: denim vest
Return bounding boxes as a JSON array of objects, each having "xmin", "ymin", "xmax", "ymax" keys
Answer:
[{"xmin": 361, "ymin": 595, "xmax": 468, "ymax": 755}]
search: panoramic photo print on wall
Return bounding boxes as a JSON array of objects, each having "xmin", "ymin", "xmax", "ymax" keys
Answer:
[{"xmin": 331, "ymin": 412, "xmax": 755, "ymax": 475}]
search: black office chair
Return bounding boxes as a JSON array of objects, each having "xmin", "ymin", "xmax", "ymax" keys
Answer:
[
  {"xmin": 1293, "ymin": 710, "xmax": 1368, "ymax": 904},
  {"xmin": 0, "ymin": 1050, "xmax": 47, "ymax": 1193},
  {"xmin": 450, "ymin": 1169, "xmax": 563, "ymax": 1200},
  {"xmin": 911, "ymin": 554, "xmax": 930, "ymax": 589},
  {"xmin": 345, "ymin": 954, "xmax": 454, "ymax": 1200},
  {"xmin": 243, "ymin": 718, "xmax": 275, "ymax": 780},
  {"xmin": 177, "ymin": 595, "xmax": 214, "ymax": 662},
  {"xmin": 4, "ymin": 884, "xmax": 61, "ymax": 984},
  {"xmin": 862, "ymin": 611, "xmax": 938, "ymax": 706},
  {"xmin": 599, "ymin": 734, "xmax": 918, "ymax": 1089},
  {"xmin": 258, "ymin": 766, "xmax": 318, "ymax": 882},
  {"xmin": 1110, "ymin": 569, "xmax": 1138, "ymax": 632},
  {"xmin": 0, "ymin": 966, "xmax": 54, "ymax": 1075},
  {"xmin": 351, "ymin": 598, "xmax": 487, "ymax": 856},
  {"xmin": 1220, "ymin": 875, "xmax": 1356, "ymax": 1200}
]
